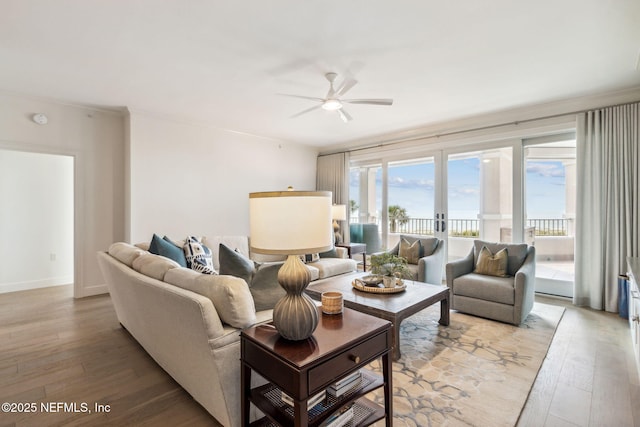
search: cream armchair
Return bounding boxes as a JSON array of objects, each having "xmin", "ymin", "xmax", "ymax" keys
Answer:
[{"xmin": 446, "ymin": 240, "xmax": 536, "ymax": 325}]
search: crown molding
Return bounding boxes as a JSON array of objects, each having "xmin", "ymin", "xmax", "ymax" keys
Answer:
[
  {"xmin": 321, "ymin": 86, "xmax": 640, "ymax": 155},
  {"xmin": 0, "ymin": 89, "xmax": 126, "ymax": 116},
  {"xmin": 124, "ymin": 107, "xmax": 300, "ymax": 146}
]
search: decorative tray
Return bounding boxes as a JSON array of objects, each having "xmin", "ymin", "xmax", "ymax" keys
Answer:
[
  {"xmin": 359, "ymin": 275, "xmax": 384, "ymax": 286},
  {"xmin": 352, "ymin": 277, "xmax": 407, "ymax": 294}
]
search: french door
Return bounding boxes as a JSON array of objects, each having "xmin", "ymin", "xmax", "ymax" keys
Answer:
[{"xmin": 349, "ymin": 134, "xmax": 575, "ymax": 294}]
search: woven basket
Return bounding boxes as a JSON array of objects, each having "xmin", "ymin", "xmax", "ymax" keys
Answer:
[{"xmin": 321, "ymin": 291, "xmax": 343, "ymax": 314}]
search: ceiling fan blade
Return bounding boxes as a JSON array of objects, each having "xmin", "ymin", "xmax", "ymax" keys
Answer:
[
  {"xmin": 278, "ymin": 93, "xmax": 325, "ymax": 102},
  {"xmin": 337, "ymin": 108, "xmax": 352, "ymax": 123},
  {"xmin": 342, "ymin": 98, "xmax": 393, "ymax": 106},
  {"xmin": 336, "ymin": 78, "xmax": 358, "ymax": 97},
  {"xmin": 290, "ymin": 104, "xmax": 322, "ymax": 118}
]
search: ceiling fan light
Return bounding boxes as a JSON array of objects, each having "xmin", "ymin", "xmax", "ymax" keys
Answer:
[{"xmin": 321, "ymin": 99, "xmax": 342, "ymax": 111}]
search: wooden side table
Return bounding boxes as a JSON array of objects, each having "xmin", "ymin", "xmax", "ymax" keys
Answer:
[
  {"xmin": 241, "ymin": 307, "xmax": 392, "ymax": 427},
  {"xmin": 337, "ymin": 243, "xmax": 367, "ymax": 271}
]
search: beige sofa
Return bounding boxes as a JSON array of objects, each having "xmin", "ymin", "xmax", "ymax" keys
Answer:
[{"xmin": 97, "ymin": 236, "xmax": 356, "ymax": 427}]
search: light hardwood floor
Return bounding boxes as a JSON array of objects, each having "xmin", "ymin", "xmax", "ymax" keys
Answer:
[{"xmin": 0, "ymin": 286, "xmax": 638, "ymax": 427}]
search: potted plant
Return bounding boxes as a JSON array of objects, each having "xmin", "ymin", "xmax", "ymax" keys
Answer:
[{"xmin": 370, "ymin": 252, "xmax": 411, "ymax": 287}]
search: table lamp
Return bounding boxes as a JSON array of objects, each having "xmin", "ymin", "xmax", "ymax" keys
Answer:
[
  {"xmin": 249, "ymin": 190, "xmax": 333, "ymax": 340},
  {"xmin": 331, "ymin": 204, "xmax": 347, "ymax": 245}
]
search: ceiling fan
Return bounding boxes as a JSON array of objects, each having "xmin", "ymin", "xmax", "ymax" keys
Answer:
[{"xmin": 282, "ymin": 72, "xmax": 393, "ymax": 122}]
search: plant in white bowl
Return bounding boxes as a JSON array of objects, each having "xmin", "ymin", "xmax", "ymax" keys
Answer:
[{"xmin": 370, "ymin": 253, "xmax": 411, "ymax": 287}]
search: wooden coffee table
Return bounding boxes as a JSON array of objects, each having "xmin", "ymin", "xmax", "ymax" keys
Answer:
[{"xmin": 306, "ymin": 272, "xmax": 450, "ymax": 361}]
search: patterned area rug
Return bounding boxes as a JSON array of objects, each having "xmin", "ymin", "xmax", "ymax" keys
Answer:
[{"xmin": 367, "ymin": 303, "xmax": 565, "ymax": 427}]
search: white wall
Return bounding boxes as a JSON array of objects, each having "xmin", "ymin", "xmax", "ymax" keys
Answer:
[
  {"xmin": 127, "ymin": 111, "xmax": 319, "ymax": 243},
  {"xmin": 0, "ymin": 150, "xmax": 74, "ymax": 293},
  {"xmin": 0, "ymin": 92, "xmax": 125, "ymax": 297}
]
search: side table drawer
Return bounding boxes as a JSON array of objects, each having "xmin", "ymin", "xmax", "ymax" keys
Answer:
[{"xmin": 309, "ymin": 330, "xmax": 388, "ymax": 391}]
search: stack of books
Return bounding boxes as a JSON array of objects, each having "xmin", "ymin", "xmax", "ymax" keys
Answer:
[
  {"xmin": 327, "ymin": 370, "xmax": 362, "ymax": 397},
  {"xmin": 281, "ymin": 389, "xmax": 326, "ymax": 410},
  {"xmin": 322, "ymin": 403, "xmax": 354, "ymax": 427}
]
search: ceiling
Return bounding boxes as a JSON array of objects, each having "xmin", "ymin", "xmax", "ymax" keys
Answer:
[{"xmin": 2, "ymin": 0, "xmax": 639, "ymax": 148}]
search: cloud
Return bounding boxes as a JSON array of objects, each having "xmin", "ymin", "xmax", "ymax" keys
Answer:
[
  {"xmin": 388, "ymin": 176, "xmax": 435, "ymax": 190},
  {"xmin": 527, "ymin": 162, "xmax": 565, "ymax": 178},
  {"xmin": 449, "ymin": 186, "xmax": 479, "ymax": 198}
]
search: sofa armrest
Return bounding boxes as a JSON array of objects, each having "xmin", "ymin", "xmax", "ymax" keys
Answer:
[
  {"xmin": 513, "ymin": 246, "xmax": 536, "ymax": 323},
  {"xmin": 417, "ymin": 239, "xmax": 445, "ymax": 284},
  {"xmin": 334, "ymin": 247, "xmax": 348, "ymax": 259},
  {"xmin": 445, "ymin": 248, "xmax": 474, "ymax": 289}
]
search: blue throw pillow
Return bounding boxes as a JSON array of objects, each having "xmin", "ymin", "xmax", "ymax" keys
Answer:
[
  {"xmin": 149, "ymin": 234, "xmax": 187, "ymax": 267},
  {"xmin": 218, "ymin": 243, "xmax": 256, "ymax": 284}
]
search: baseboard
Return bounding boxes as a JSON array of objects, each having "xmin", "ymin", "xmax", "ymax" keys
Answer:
[
  {"xmin": 76, "ymin": 283, "xmax": 109, "ymax": 298},
  {"xmin": 0, "ymin": 277, "xmax": 73, "ymax": 294}
]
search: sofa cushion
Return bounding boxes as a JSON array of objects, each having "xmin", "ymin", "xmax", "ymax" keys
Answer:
[
  {"xmin": 132, "ymin": 253, "xmax": 181, "ymax": 281},
  {"xmin": 149, "ymin": 234, "xmax": 188, "ymax": 267},
  {"xmin": 306, "ymin": 265, "xmax": 320, "ymax": 281},
  {"xmin": 251, "ymin": 253, "xmax": 287, "ymax": 263},
  {"xmin": 399, "ymin": 238, "xmax": 421, "ymax": 264},
  {"xmin": 474, "ymin": 246, "xmax": 508, "ymax": 277},
  {"xmin": 453, "ymin": 272, "xmax": 515, "ymax": 305},
  {"xmin": 164, "ymin": 268, "xmax": 257, "ymax": 328},
  {"xmin": 183, "ymin": 236, "xmax": 216, "ymax": 274},
  {"xmin": 249, "ymin": 262, "xmax": 286, "ymax": 311},
  {"xmin": 219, "ymin": 244, "xmax": 256, "ymax": 284},
  {"xmin": 108, "ymin": 242, "xmax": 146, "ymax": 267},
  {"xmin": 308, "ymin": 258, "xmax": 357, "ymax": 279},
  {"xmin": 473, "ymin": 240, "xmax": 528, "ymax": 276}
]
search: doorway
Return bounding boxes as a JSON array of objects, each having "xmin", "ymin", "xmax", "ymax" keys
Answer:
[{"xmin": 0, "ymin": 149, "xmax": 74, "ymax": 293}]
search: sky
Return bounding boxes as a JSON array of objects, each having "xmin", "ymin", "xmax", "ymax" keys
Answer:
[{"xmin": 349, "ymin": 157, "xmax": 568, "ymax": 221}]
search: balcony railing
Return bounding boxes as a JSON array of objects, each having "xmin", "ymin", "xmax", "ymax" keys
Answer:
[
  {"xmin": 526, "ymin": 218, "xmax": 569, "ymax": 236},
  {"xmin": 351, "ymin": 216, "xmax": 570, "ymax": 237}
]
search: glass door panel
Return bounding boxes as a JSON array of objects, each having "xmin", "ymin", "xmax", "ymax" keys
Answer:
[
  {"xmin": 446, "ymin": 147, "xmax": 513, "ymax": 263},
  {"xmin": 386, "ymin": 157, "xmax": 436, "ymax": 250},
  {"xmin": 524, "ymin": 141, "xmax": 576, "ymax": 297},
  {"xmin": 349, "ymin": 164, "xmax": 382, "ymax": 254}
]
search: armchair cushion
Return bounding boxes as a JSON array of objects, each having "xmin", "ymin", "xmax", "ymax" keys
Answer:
[
  {"xmin": 453, "ymin": 272, "xmax": 515, "ymax": 305},
  {"xmin": 391, "ymin": 235, "xmax": 439, "ymax": 258}
]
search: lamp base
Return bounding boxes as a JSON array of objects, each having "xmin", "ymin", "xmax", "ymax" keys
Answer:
[{"xmin": 272, "ymin": 255, "xmax": 319, "ymax": 340}]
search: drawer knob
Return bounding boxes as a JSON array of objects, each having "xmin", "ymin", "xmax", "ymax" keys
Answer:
[{"xmin": 349, "ymin": 355, "xmax": 361, "ymax": 363}]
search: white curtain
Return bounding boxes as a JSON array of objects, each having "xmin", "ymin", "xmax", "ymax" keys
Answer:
[
  {"xmin": 575, "ymin": 102, "xmax": 640, "ymax": 311},
  {"xmin": 317, "ymin": 152, "xmax": 350, "ymax": 241}
]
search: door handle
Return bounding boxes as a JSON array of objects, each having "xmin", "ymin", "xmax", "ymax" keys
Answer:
[
  {"xmin": 435, "ymin": 220, "xmax": 439, "ymax": 232},
  {"xmin": 441, "ymin": 220, "xmax": 446, "ymax": 232}
]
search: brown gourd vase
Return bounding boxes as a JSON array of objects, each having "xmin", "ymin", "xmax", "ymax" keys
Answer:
[{"xmin": 272, "ymin": 255, "xmax": 319, "ymax": 341}]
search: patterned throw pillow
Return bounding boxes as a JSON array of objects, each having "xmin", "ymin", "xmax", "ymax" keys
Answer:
[
  {"xmin": 183, "ymin": 236, "xmax": 216, "ymax": 275},
  {"xmin": 474, "ymin": 246, "xmax": 508, "ymax": 277},
  {"xmin": 298, "ymin": 253, "xmax": 320, "ymax": 264}
]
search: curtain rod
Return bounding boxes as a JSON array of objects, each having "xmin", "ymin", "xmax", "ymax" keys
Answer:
[{"xmin": 320, "ymin": 99, "xmax": 640, "ymax": 157}]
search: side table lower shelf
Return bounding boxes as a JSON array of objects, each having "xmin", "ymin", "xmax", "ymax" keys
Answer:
[{"xmin": 249, "ymin": 370, "xmax": 385, "ymax": 427}]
